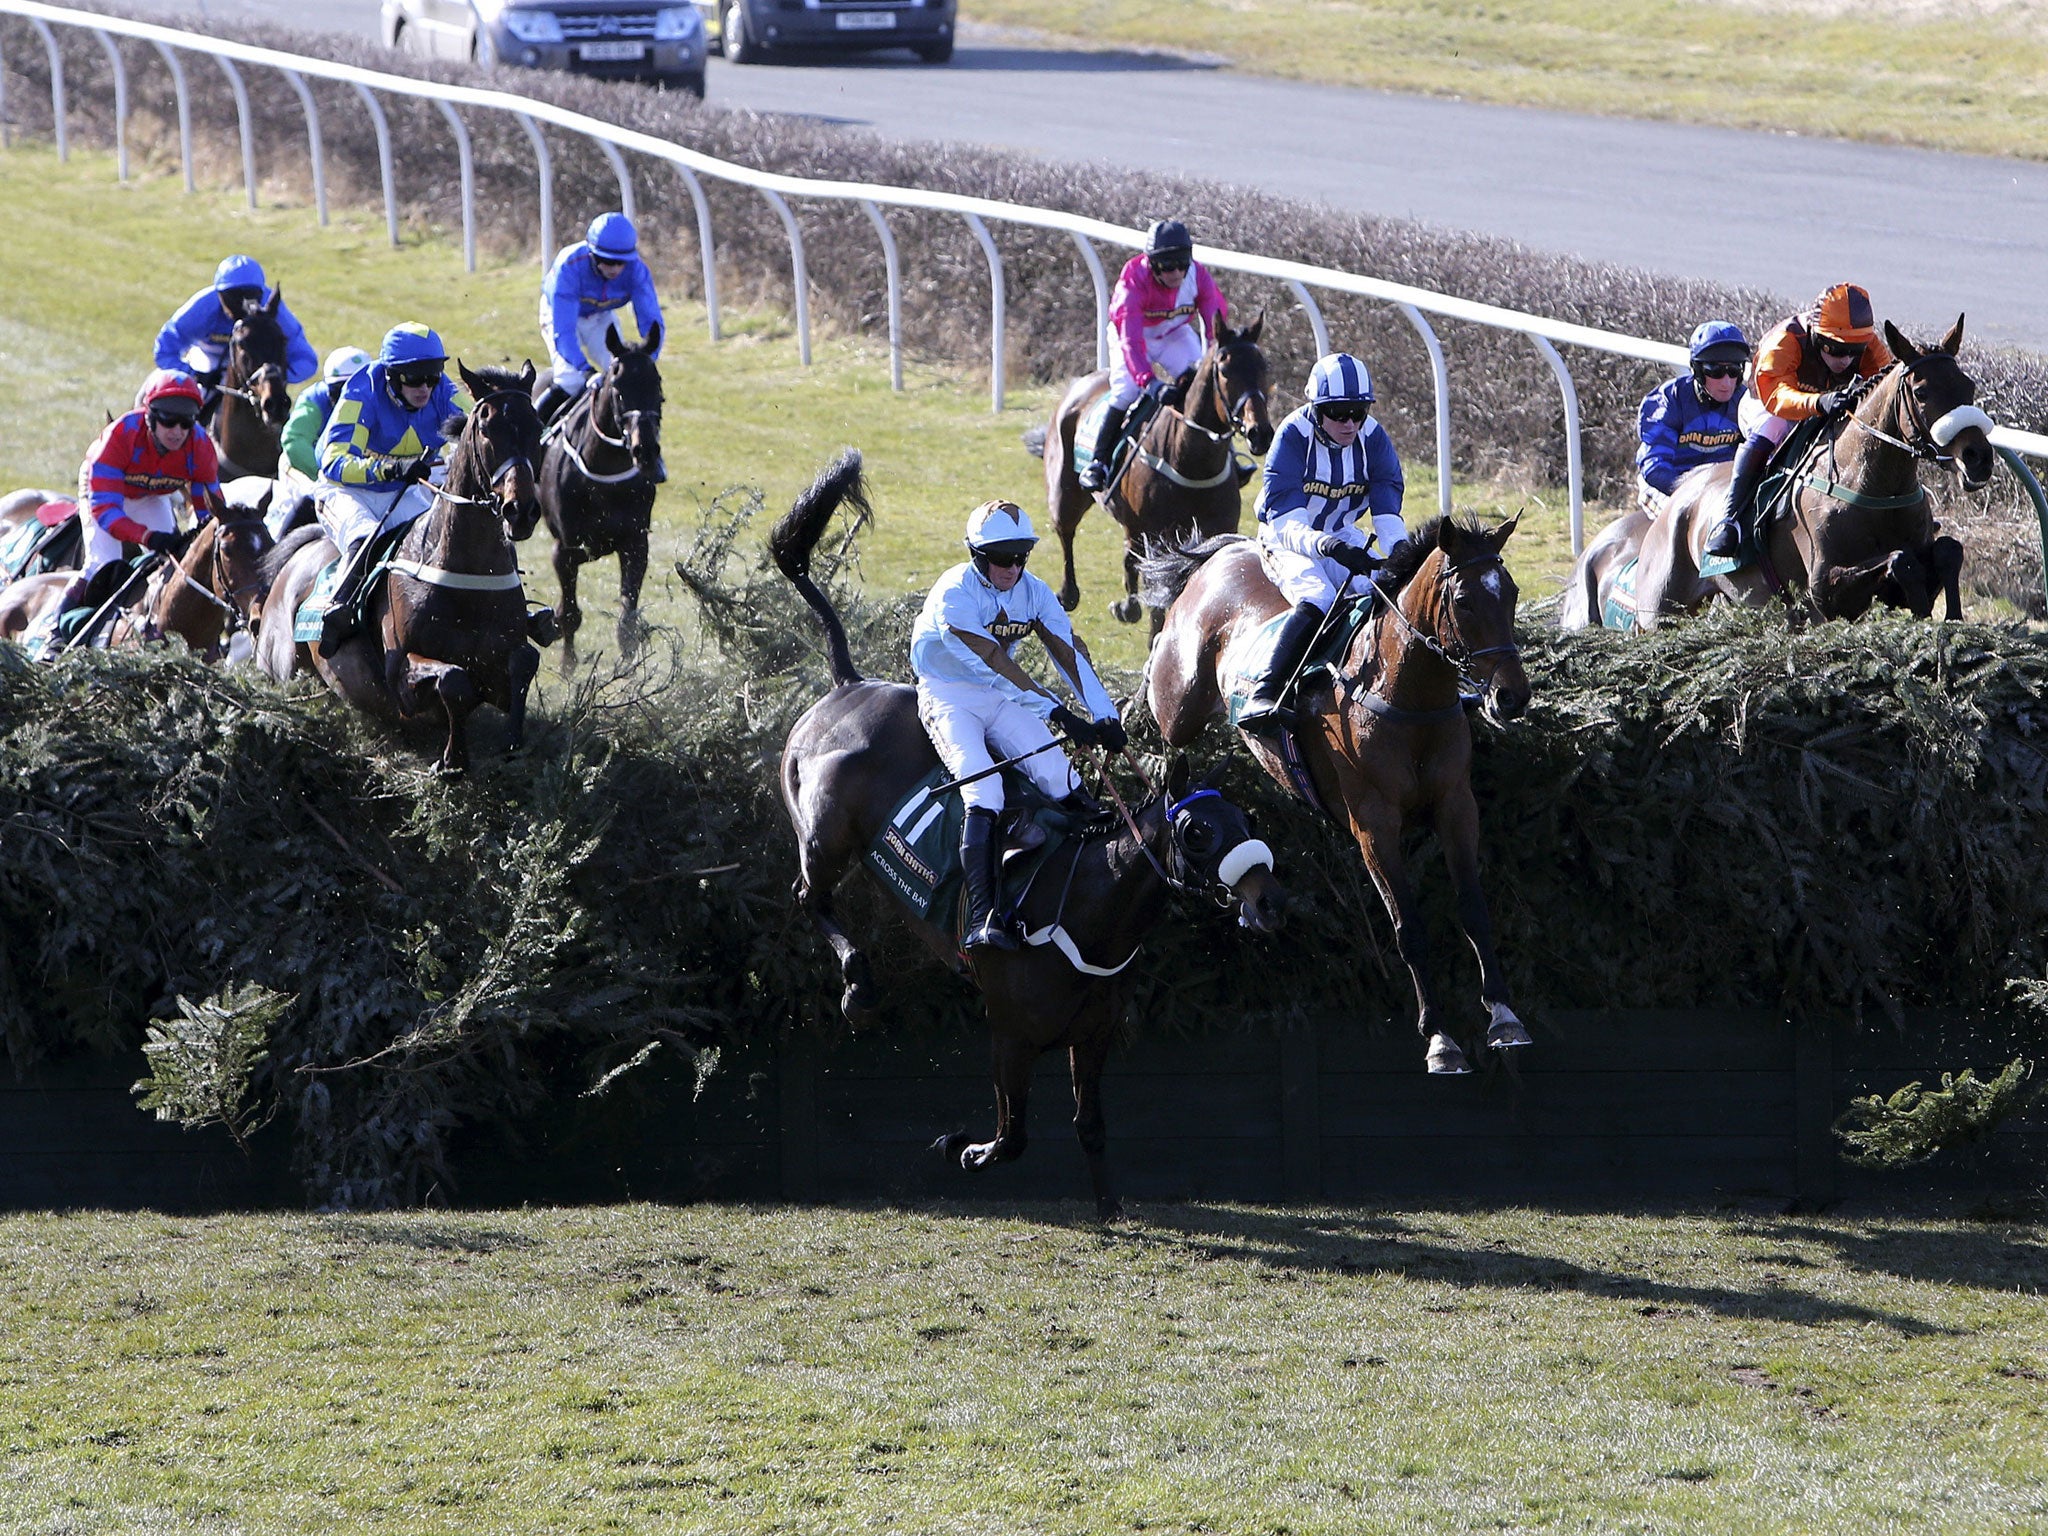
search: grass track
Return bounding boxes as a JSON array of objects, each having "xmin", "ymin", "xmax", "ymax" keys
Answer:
[
  {"xmin": 0, "ymin": 145, "xmax": 1573, "ymax": 678},
  {"xmin": 0, "ymin": 1201, "xmax": 2044, "ymax": 1532},
  {"xmin": 968, "ymin": 0, "xmax": 2048, "ymax": 162}
]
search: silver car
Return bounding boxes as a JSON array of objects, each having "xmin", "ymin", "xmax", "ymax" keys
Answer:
[{"xmin": 382, "ymin": 0, "xmax": 709, "ymax": 97}]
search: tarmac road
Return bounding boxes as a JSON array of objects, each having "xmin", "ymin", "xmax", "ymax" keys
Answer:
[{"xmin": 101, "ymin": 0, "xmax": 2048, "ymax": 347}]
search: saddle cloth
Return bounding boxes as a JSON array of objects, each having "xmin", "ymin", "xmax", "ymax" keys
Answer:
[
  {"xmin": 291, "ymin": 520, "xmax": 412, "ymax": 644},
  {"xmin": 1697, "ymin": 415, "xmax": 1829, "ymax": 580},
  {"xmin": 1220, "ymin": 590, "xmax": 1376, "ymax": 728},
  {"xmin": 0, "ymin": 501, "xmax": 81, "ymax": 584},
  {"xmin": 1071, "ymin": 387, "xmax": 1164, "ymax": 481},
  {"xmin": 865, "ymin": 765, "xmax": 1073, "ymax": 931}
]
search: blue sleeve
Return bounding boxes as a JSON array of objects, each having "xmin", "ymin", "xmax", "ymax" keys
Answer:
[
  {"xmin": 1636, "ymin": 383, "xmax": 1680, "ymax": 494},
  {"xmin": 154, "ymin": 291, "xmax": 205, "ymax": 370},
  {"xmin": 1258, "ymin": 420, "xmax": 1311, "ymax": 522},
  {"xmin": 1364, "ymin": 424, "xmax": 1405, "ymax": 522},
  {"xmin": 545, "ymin": 253, "xmax": 585, "ymax": 363},
  {"xmin": 630, "ymin": 261, "xmax": 663, "ymax": 354},
  {"xmin": 276, "ymin": 299, "xmax": 320, "ymax": 386}
]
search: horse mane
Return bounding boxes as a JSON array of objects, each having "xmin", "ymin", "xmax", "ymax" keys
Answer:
[
  {"xmin": 256, "ymin": 523, "xmax": 328, "ymax": 591},
  {"xmin": 1377, "ymin": 514, "xmax": 1489, "ymax": 595},
  {"xmin": 1138, "ymin": 531, "xmax": 1248, "ymax": 611},
  {"xmin": 770, "ymin": 448, "xmax": 873, "ymax": 687}
]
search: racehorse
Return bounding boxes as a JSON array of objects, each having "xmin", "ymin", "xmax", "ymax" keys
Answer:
[
  {"xmin": 1145, "ymin": 515, "xmax": 1531, "ymax": 1075},
  {"xmin": 0, "ymin": 488, "xmax": 78, "ymax": 587},
  {"xmin": 1038, "ymin": 317, "xmax": 1273, "ymax": 631},
  {"xmin": 254, "ymin": 362, "xmax": 548, "ymax": 775},
  {"xmin": 208, "ymin": 290, "xmax": 296, "ymax": 482},
  {"xmin": 1557, "ymin": 504, "xmax": 1651, "ymax": 632},
  {"xmin": 1618, "ymin": 317, "xmax": 1994, "ymax": 628},
  {"xmin": 773, "ymin": 450, "xmax": 1288, "ymax": 1219},
  {"xmin": 533, "ymin": 323, "xmax": 663, "ymax": 672}
]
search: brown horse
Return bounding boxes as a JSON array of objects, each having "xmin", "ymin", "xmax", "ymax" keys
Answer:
[
  {"xmin": 1146, "ymin": 516, "xmax": 1531, "ymax": 1075},
  {"xmin": 1557, "ymin": 505, "xmax": 1651, "ymax": 632},
  {"xmin": 772, "ymin": 451, "xmax": 1288, "ymax": 1219},
  {"xmin": 1624, "ymin": 318, "xmax": 1994, "ymax": 628},
  {"xmin": 1038, "ymin": 317, "xmax": 1273, "ymax": 629},
  {"xmin": 254, "ymin": 362, "xmax": 548, "ymax": 775},
  {"xmin": 208, "ymin": 290, "xmax": 296, "ymax": 482}
]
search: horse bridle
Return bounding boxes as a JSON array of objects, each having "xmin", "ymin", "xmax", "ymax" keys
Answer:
[
  {"xmin": 1839, "ymin": 357, "xmax": 1989, "ymax": 468},
  {"xmin": 1359, "ymin": 550, "xmax": 1520, "ymax": 705},
  {"xmin": 564, "ymin": 368, "xmax": 663, "ymax": 484},
  {"xmin": 432, "ymin": 388, "xmax": 539, "ymax": 510},
  {"xmin": 1161, "ymin": 786, "xmax": 1275, "ymax": 905}
]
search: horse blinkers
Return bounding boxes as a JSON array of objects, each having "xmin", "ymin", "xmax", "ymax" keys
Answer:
[{"xmin": 1168, "ymin": 787, "xmax": 1285, "ymax": 933}]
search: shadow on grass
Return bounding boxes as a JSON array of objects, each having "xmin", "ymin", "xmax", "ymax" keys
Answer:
[
  {"xmin": 320, "ymin": 1218, "xmax": 541, "ymax": 1255},
  {"xmin": 1770, "ymin": 1217, "xmax": 2048, "ymax": 1295}
]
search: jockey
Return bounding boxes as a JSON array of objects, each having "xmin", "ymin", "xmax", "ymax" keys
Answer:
[
  {"xmin": 911, "ymin": 500, "xmax": 1126, "ymax": 952},
  {"xmin": 153, "ymin": 254, "xmax": 319, "ymax": 410},
  {"xmin": 533, "ymin": 212, "xmax": 664, "ymax": 426},
  {"xmin": 1634, "ymin": 321, "xmax": 1750, "ymax": 515},
  {"xmin": 1238, "ymin": 352, "xmax": 1406, "ymax": 736},
  {"xmin": 313, "ymin": 322, "xmax": 475, "ymax": 655},
  {"xmin": 1078, "ymin": 219, "xmax": 1228, "ymax": 492},
  {"xmin": 1705, "ymin": 282, "xmax": 1894, "ymax": 563},
  {"xmin": 279, "ymin": 345, "xmax": 372, "ymax": 488},
  {"xmin": 46, "ymin": 369, "xmax": 223, "ymax": 630}
]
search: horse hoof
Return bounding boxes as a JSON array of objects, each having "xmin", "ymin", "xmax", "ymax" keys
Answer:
[
  {"xmin": 1058, "ymin": 588, "xmax": 1079, "ymax": 614},
  {"xmin": 1425, "ymin": 1035, "xmax": 1473, "ymax": 1075},
  {"xmin": 1486, "ymin": 1004, "xmax": 1532, "ymax": 1050},
  {"xmin": 1110, "ymin": 597, "xmax": 1142, "ymax": 625},
  {"xmin": 1096, "ymin": 1198, "xmax": 1125, "ymax": 1224},
  {"xmin": 840, "ymin": 982, "xmax": 875, "ymax": 1021},
  {"xmin": 931, "ymin": 1130, "xmax": 970, "ymax": 1167}
]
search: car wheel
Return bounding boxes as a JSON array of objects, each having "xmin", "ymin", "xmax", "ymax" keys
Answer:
[
  {"xmin": 664, "ymin": 70, "xmax": 708, "ymax": 99},
  {"xmin": 724, "ymin": 3, "xmax": 764, "ymax": 64},
  {"xmin": 915, "ymin": 37, "xmax": 954, "ymax": 64}
]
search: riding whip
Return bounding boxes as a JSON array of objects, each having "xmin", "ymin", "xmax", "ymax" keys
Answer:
[
  {"xmin": 928, "ymin": 737, "xmax": 1070, "ymax": 796},
  {"xmin": 55, "ymin": 552, "xmax": 162, "ymax": 655}
]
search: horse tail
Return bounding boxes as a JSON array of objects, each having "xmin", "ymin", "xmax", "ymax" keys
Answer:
[
  {"xmin": 1021, "ymin": 424, "xmax": 1048, "ymax": 459},
  {"xmin": 770, "ymin": 447, "xmax": 872, "ymax": 687},
  {"xmin": 1139, "ymin": 531, "xmax": 1248, "ymax": 612}
]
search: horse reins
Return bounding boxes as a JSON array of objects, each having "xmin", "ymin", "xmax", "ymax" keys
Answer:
[
  {"xmin": 1357, "ymin": 551, "xmax": 1519, "ymax": 711},
  {"xmin": 559, "ymin": 377, "xmax": 659, "ymax": 485}
]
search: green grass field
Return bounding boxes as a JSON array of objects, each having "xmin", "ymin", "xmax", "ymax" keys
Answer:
[
  {"xmin": 0, "ymin": 145, "xmax": 1573, "ymax": 678},
  {"xmin": 1, "ymin": 1200, "xmax": 2043, "ymax": 1533},
  {"xmin": 968, "ymin": 0, "xmax": 2048, "ymax": 162}
]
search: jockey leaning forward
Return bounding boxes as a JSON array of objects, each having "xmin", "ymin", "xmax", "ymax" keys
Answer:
[
  {"xmin": 534, "ymin": 214, "xmax": 664, "ymax": 420},
  {"xmin": 44, "ymin": 369, "xmax": 223, "ymax": 632},
  {"xmin": 1077, "ymin": 219, "xmax": 1228, "ymax": 492},
  {"xmin": 912, "ymin": 500, "xmax": 1128, "ymax": 952},
  {"xmin": 1237, "ymin": 352, "xmax": 1407, "ymax": 737},
  {"xmin": 1635, "ymin": 320, "xmax": 1749, "ymax": 516},
  {"xmin": 279, "ymin": 345, "xmax": 372, "ymax": 489},
  {"xmin": 153, "ymin": 254, "xmax": 319, "ymax": 416},
  {"xmin": 313, "ymin": 323, "xmax": 475, "ymax": 656},
  {"xmin": 1705, "ymin": 283, "xmax": 1893, "ymax": 564}
]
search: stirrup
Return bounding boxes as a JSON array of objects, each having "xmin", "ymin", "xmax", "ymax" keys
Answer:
[
  {"xmin": 964, "ymin": 913, "xmax": 1018, "ymax": 952},
  {"xmin": 1237, "ymin": 695, "xmax": 1293, "ymax": 737},
  {"xmin": 1078, "ymin": 460, "xmax": 1109, "ymax": 491}
]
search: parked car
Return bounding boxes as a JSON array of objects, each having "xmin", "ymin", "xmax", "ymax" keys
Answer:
[
  {"xmin": 705, "ymin": 0, "xmax": 955, "ymax": 65},
  {"xmin": 381, "ymin": 0, "xmax": 710, "ymax": 97}
]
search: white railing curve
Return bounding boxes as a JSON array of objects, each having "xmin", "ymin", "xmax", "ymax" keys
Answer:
[{"xmin": 4, "ymin": 0, "xmax": 2047, "ymax": 561}]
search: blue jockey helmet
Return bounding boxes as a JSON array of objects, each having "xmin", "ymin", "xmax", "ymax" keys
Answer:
[
  {"xmin": 1145, "ymin": 219, "xmax": 1193, "ymax": 261},
  {"xmin": 1306, "ymin": 352, "xmax": 1375, "ymax": 409},
  {"xmin": 1687, "ymin": 319, "xmax": 1751, "ymax": 366},
  {"xmin": 213, "ymin": 254, "xmax": 266, "ymax": 292},
  {"xmin": 378, "ymin": 323, "xmax": 447, "ymax": 369},
  {"xmin": 587, "ymin": 212, "xmax": 638, "ymax": 262}
]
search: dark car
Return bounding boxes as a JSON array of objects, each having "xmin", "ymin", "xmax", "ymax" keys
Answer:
[
  {"xmin": 382, "ymin": 0, "xmax": 710, "ymax": 97},
  {"xmin": 710, "ymin": 0, "xmax": 955, "ymax": 65}
]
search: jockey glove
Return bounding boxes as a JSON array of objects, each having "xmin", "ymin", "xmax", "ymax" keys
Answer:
[
  {"xmin": 143, "ymin": 528, "xmax": 189, "ymax": 556},
  {"xmin": 1049, "ymin": 704, "xmax": 1100, "ymax": 748},
  {"xmin": 1319, "ymin": 536, "xmax": 1380, "ymax": 577},
  {"xmin": 1093, "ymin": 716, "xmax": 1129, "ymax": 754},
  {"xmin": 393, "ymin": 451, "xmax": 438, "ymax": 486},
  {"xmin": 1815, "ymin": 390, "xmax": 1851, "ymax": 417}
]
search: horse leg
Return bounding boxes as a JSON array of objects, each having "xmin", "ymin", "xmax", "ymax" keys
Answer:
[
  {"xmin": 948, "ymin": 1033, "xmax": 1036, "ymax": 1170},
  {"xmin": 1814, "ymin": 549, "xmax": 1923, "ymax": 620},
  {"xmin": 402, "ymin": 656, "xmax": 478, "ymax": 776},
  {"xmin": 1928, "ymin": 536, "xmax": 1965, "ymax": 620},
  {"xmin": 553, "ymin": 542, "xmax": 583, "ymax": 674},
  {"xmin": 1110, "ymin": 540, "xmax": 1145, "ymax": 626},
  {"xmin": 1056, "ymin": 506, "xmax": 1084, "ymax": 614},
  {"xmin": 1069, "ymin": 1014, "xmax": 1120, "ymax": 1221},
  {"xmin": 1436, "ymin": 784, "xmax": 1529, "ymax": 1054},
  {"xmin": 506, "ymin": 641, "xmax": 539, "ymax": 750},
  {"xmin": 615, "ymin": 535, "xmax": 649, "ymax": 660},
  {"xmin": 1354, "ymin": 809, "xmax": 1469, "ymax": 1074}
]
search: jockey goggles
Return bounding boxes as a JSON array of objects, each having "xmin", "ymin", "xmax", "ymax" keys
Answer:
[
  {"xmin": 1817, "ymin": 337, "xmax": 1866, "ymax": 359},
  {"xmin": 1149, "ymin": 257, "xmax": 1190, "ymax": 277},
  {"xmin": 391, "ymin": 363, "xmax": 444, "ymax": 389},
  {"xmin": 1696, "ymin": 361, "xmax": 1746, "ymax": 380},
  {"xmin": 1318, "ymin": 402, "xmax": 1371, "ymax": 423},
  {"xmin": 978, "ymin": 542, "xmax": 1031, "ymax": 568},
  {"xmin": 148, "ymin": 401, "xmax": 200, "ymax": 428}
]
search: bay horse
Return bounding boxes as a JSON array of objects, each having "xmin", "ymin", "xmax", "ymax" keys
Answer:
[
  {"xmin": 1624, "ymin": 317, "xmax": 1994, "ymax": 628},
  {"xmin": 773, "ymin": 450, "xmax": 1288, "ymax": 1219},
  {"xmin": 208, "ymin": 290, "xmax": 296, "ymax": 482},
  {"xmin": 1038, "ymin": 317, "xmax": 1273, "ymax": 631},
  {"xmin": 533, "ymin": 323, "xmax": 664, "ymax": 672},
  {"xmin": 1146, "ymin": 516, "xmax": 1531, "ymax": 1075},
  {"xmin": 254, "ymin": 362, "xmax": 549, "ymax": 775}
]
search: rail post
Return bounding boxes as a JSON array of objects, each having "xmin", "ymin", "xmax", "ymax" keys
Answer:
[
  {"xmin": 1996, "ymin": 445, "xmax": 2048, "ymax": 615},
  {"xmin": 1527, "ymin": 333, "xmax": 1585, "ymax": 554},
  {"xmin": 594, "ymin": 135, "xmax": 634, "ymax": 221},
  {"xmin": 214, "ymin": 54, "xmax": 256, "ymax": 209},
  {"xmin": 1069, "ymin": 232, "xmax": 1109, "ymax": 371},
  {"xmin": 759, "ymin": 187, "xmax": 810, "ymax": 367},
  {"xmin": 671, "ymin": 160, "xmax": 719, "ymax": 339},
  {"xmin": 963, "ymin": 212, "xmax": 1005, "ymax": 412},
  {"xmin": 280, "ymin": 68, "xmax": 325, "ymax": 225},
  {"xmin": 349, "ymin": 81, "xmax": 397, "ymax": 248},
  {"xmin": 516, "ymin": 111, "xmax": 552, "ymax": 268},
  {"xmin": 1397, "ymin": 302, "xmax": 1454, "ymax": 519},
  {"xmin": 148, "ymin": 40, "xmax": 192, "ymax": 192},
  {"xmin": 862, "ymin": 200, "xmax": 902, "ymax": 391},
  {"xmin": 28, "ymin": 17, "xmax": 62, "ymax": 160},
  {"xmin": 90, "ymin": 27, "xmax": 123, "ymax": 180},
  {"xmin": 1286, "ymin": 278, "xmax": 1329, "ymax": 357},
  {"xmin": 435, "ymin": 99, "xmax": 474, "ymax": 273}
]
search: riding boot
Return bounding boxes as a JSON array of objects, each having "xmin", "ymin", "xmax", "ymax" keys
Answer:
[
  {"xmin": 1706, "ymin": 435, "xmax": 1774, "ymax": 562},
  {"xmin": 651, "ymin": 453, "xmax": 669, "ymax": 485},
  {"xmin": 1078, "ymin": 405, "xmax": 1128, "ymax": 492},
  {"xmin": 1237, "ymin": 602, "xmax": 1326, "ymax": 738},
  {"xmin": 317, "ymin": 537, "xmax": 378, "ymax": 658},
  {"xmin": 960, "ymin": 807, "xmax": 1017, "ymax": 952},
  {"xmin": 535, "ymin": 383, "xmax": 574, "ymax": 428}
]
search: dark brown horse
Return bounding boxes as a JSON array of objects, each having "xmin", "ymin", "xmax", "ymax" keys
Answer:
[
  {"xmin": 1146, "ymin": 516, "xmax": 1531, "ymax": 1075},
  {"xmin": 254, "ymin": 362, "xmax": 548, "ymax": 774},
  {"xmin": 207, "ymin": 290, "xmax": 296, "ymax": 482},
  {"xmin": 533, "ymin": 323, "xmax": 664, "ymax": 673},
  {"xmin": 773, "ymin": 451, "xmax": 1288, "ymax": 1219},
  {"xmin": 1624, "ymin": 318, "xmax": 1994, "ymax": 628},
  {"xmin": 1038, "ymin": 317, "xmax": 1273, "ymax": 630}
]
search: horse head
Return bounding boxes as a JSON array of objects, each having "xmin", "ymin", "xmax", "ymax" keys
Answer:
[
  {"xmin": 1161, "ymin": 754, "xmax": 1287, "ymax": 935},
  {"xmin": 208, "ymin": 513, "xmax": 276, "ymax": 619},
  {"xmin": 602, "ymin": 321, "xmax": 666, "ymax": 479},
  {"xmin": 455, "ymin": 360, "xmax": 545, "ymax": 541},
  {"xmin": 1390, "ymin": 515, "xmax": 1529, "ymax": 721},
  {"xmin": 1882, "ymin": 317, "xmax": 1996, "ymax": 491},
  {"xmin": 230, "ymin": 288, "xmax": 293, "ymax": 428},
  {"xmin": 1212, "ymin": 313, "xmax": 1274, "ymax": 454}
]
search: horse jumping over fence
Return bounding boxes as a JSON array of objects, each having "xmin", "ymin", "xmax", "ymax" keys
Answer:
[{"xmin": 773, "ymin": 450, "xmax": 1288, "ymax": 1219}]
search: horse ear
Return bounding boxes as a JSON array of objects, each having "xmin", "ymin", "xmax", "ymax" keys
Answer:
[
  {"xmin": 1938, "ymin": 313, "xmax": 1965, "ymax": 355},
  {"xmin": 1884, "ymin": 319, "xmax": 1920, "ymax": 365},
  {"xmin": 457, "ymin": 361, "xmax": 483, "ymax": 396},
  {"xmin": 264, "ymin": 287, "xmax": 281, "ymax": 315},
  {"xmin": 644, "ymin": 321, "xmax": 662, "ymax": 356},
  {"xmin": 1166, "ymin": 753, "xmax": 1191, "ymax": 800},
  {"xmin": 1490, "ymin": 510, "xmax": 1523, "ymax": 550},
  {"xmin": 519, "ymin": 359, "xmax": 537, "ymax": 388},
  {"xmin": 605, "ymin": 323, "xmax": 624, "ymax": 357},
  {"xmin": 1241, "ymin": 310, "xmax": 1264, "ymax": 344}
]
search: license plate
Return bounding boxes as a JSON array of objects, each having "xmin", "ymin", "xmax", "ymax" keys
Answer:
[
  {"xmin": 580, "ymin": 40, "xmax": 647, "ymax": 60},
  {"xmin": 836, "ymin": 11, "xmax": 896, "ymax": 28}
]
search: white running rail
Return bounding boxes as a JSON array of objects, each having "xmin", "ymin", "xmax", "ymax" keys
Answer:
[{"xmin": 3, "ymin": 0, "xmax": 2046, "ymax": 560}]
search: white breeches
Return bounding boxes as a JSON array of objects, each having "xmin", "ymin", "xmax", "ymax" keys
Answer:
[
  {"xmin": 314, "ymin": 480, "xmax": 435, "ymax": 560},
  {"xmin": 917, "ymin": 678, "xmax": 1078, "ymax": 814},
  {"xmin": 1256, "ymin": 516, "xmax": 1406, "ymax": 609},
  {"xmin": 1104, "ymin": 322, "xmax": 1206, "ymax": 411},
  {"xmin": 78, "ymin": 494, "xmax": 178, "ymax": 578},
  {"xmin": 1737, "ymin": 393, "xmax": 1795, "ymax": 444},
  {"xmin": 545, "ymin": 310, "xmax": 629, "ymax": 397}
]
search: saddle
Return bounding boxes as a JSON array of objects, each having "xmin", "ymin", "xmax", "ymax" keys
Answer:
[
  {"xmin": 291, "ymin": 520, "xmax": 414, "ymax": 645},
  {"xmin": 1700, "ymin": 416, "xmax": 1831, "ymax": 579},
  {"xmin": 1072, "ymin": 384, "xmax": 1166, "ymax": 493},
  {"xmin": 866, "ymin": 767, "xmax": 1087, "ymax": 931},
  {"xmin": 0, "ymin": 502, "xmax": 82, "ymax": 584}
]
